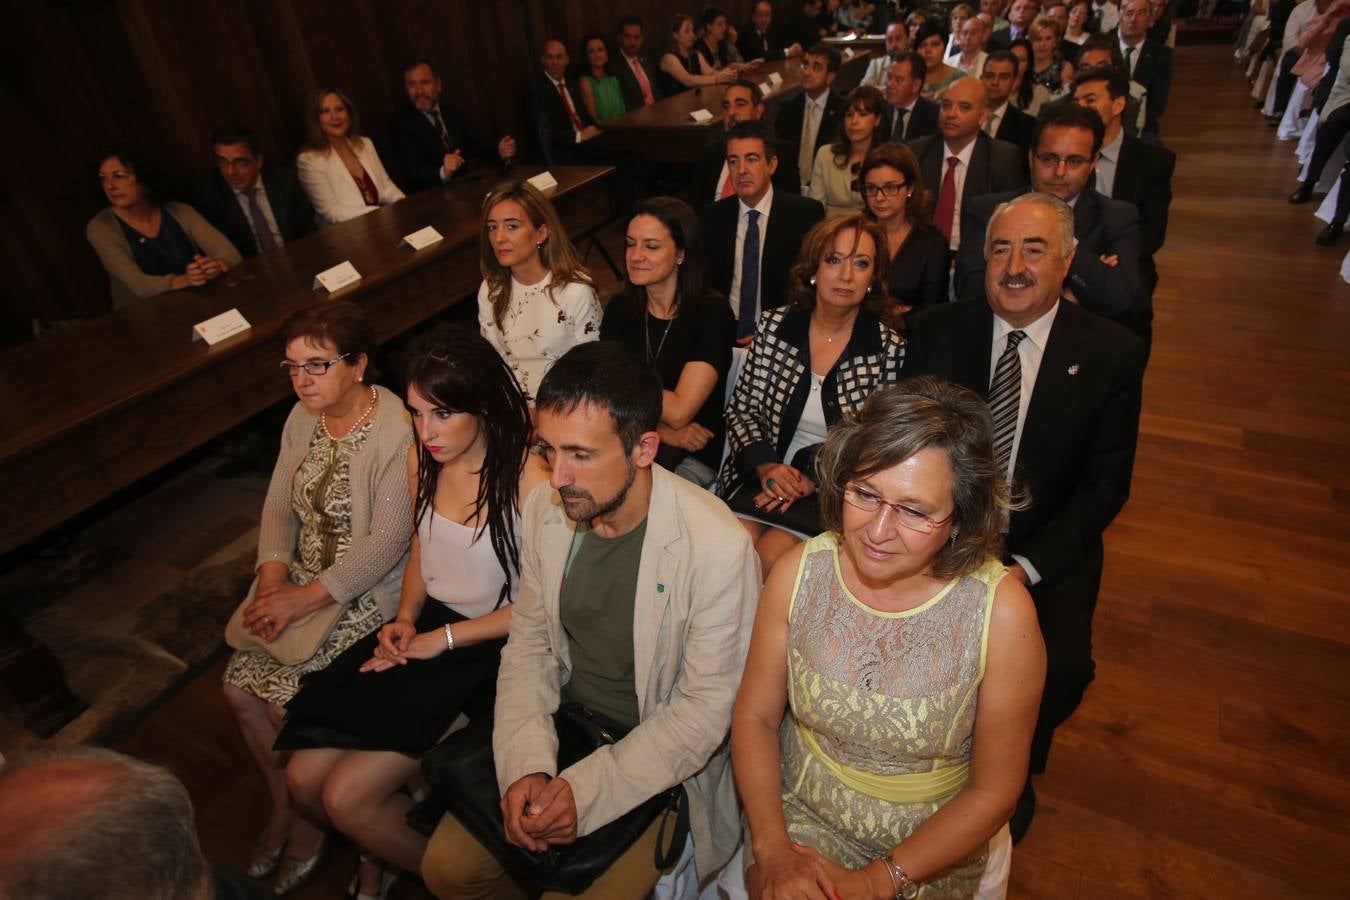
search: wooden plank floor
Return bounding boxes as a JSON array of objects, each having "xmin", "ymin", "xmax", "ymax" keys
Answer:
[{"xmin": 114, "ymin": 44, "xmax": 1350, "ymax": 899}]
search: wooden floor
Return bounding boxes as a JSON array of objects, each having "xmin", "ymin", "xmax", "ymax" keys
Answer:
[{"xmin": 114, "ymin": 45, "xmax": 1350, "ymax": 898}]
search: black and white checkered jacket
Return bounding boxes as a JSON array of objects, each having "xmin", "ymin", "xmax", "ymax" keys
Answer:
[{"xmin": 716, "ymin": 304, "xmax": 906, "ymax": 496}]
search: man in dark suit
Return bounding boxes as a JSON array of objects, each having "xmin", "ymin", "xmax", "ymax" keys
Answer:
[
  {"xmin": 903, "ymin": 191, "xmax": 1145, "ymax": 841},
  {"xmin": 700, "ymin": 120, "xmax": 825, "ymax": 345},
  {"xmin": 689, "ymin": 80, "xmax": 799, "ymax": 205},
  {"xmin": 906, "ymin": 76, "xmax": 1026, "ymax": 252},
  {"xmin": 615, "ymin": 16, "xmax": 663, "ymax": 110},
  {"xmin": 531, "ymin": 39, "xmax": 601, "ymax": 164},
  {"xmin": 774, "ymin": 43, "xmax": 844, "ymax": 193},
  {"xmin": 1074, "ymin": 67, "xmax": 1173, "ymax": 352},
  {"xmin": 981, "ymin": 50, "xmax": 1036, "ymax": 155},
  {"xmin": 990, "ymin": 0, "xmax": 1039, "ymax": 47},
  {"xmin": 956, "ymin": 103, "xmax": 1141, "ymax": 322},
  {"xmin": 389, "ymin": 61, "xmax": 515, "ymax": 193},
  {"xmin": 783, "ymin": 0, "xmax": 827, "ymax": 51},
  {"xmin": 883, "ymin": 52, "xmax": 940, "ymax": 142},
  {"xmin": 195, "ymin": 123, "xmax": 315, "ymax": 258},
  {"xmin": 1113, "ymin": 0, "xmax": 1171, "ymax": 136},
  {"xmin": 738, "ymin": 0, "xmax": 804, "ymax": 61}
]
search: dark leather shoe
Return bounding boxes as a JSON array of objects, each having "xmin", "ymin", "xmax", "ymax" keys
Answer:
[
  {"xmin": 1316, "ymin": 223, "xmax": 1344, "ymax": 245},
  {"xmin": 1010, "ymin": 779, "xmax": 1036, "ymax": 845},
  {"xmin": 1290, "ymin": 184, "xmax": 1314, "ymax": 204}
]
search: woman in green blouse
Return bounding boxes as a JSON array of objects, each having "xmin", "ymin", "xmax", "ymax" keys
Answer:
[{"xmin": 578, "ymin": 34, "xmax": 628, "ymax": 123}]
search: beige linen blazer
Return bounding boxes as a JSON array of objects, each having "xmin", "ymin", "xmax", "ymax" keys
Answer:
[{"xmin": 492, "ymin": 464, "xmax": 761, "ymax": 878}]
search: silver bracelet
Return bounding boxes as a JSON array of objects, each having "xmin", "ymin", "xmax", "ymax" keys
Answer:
[
  {"xmin": 443, "ymin": 623, "xmax": 455, "ymax": 652},
  {"xmin": 873, "ymin": 856, "xmax": 918, "ymax": 899}
]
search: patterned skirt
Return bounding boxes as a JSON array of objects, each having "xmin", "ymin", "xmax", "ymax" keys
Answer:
[{"xmin": 222, "ymin": 593, "xmax": 383, "ymax": 706}]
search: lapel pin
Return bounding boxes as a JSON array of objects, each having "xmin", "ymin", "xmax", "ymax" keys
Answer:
[
  {"xmin": 1067, "ymin": 364, "xmax": 1080, "ymax": 375},
  {"xmin": 657, "ymin": 583, "xmax": 665, "ymax": 593}
]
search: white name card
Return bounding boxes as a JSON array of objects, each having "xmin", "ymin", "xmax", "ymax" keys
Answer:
[
  {"xmin": 192, "ymin": 308, "xmax": 250, "ymax": 346},
  {"xmin": 759, "ymin": 80, "xmax": 773, "ymax": 97},
  {"xmin": 527, "ymin": 171, "xmax": 559, "ymax": 192},
  {"xmin": 313, "ymin": 260, "xmax": 361, "ymax": 293},
  {"xmin": 843, "ymin": 47, "xmax": 856, "ymax": 60},
  {"xmin": 689, "ymin": 108, "xmax": 715, "ymax": 123},
  {"xmin": 401, "ymin": 226, "xmax": 443, "ymax": 251},
  {"xmin": 767, "ymin": 72, "xmax": 783, "ymax": 87}
]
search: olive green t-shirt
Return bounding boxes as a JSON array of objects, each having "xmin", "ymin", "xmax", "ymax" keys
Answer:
[{"xmin": 558, "ymin": 519, "xmax": 647, "ymax": 729}]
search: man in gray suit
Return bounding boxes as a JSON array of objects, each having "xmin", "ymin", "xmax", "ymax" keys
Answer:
[{"xmin": 421, "ymin": 342, "xmax": 761, "ymax": 899}]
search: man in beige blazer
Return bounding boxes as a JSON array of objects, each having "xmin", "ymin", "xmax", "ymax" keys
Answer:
[{"xmin": 421, "ymin": 342, "xmax": 761, "ymax": 899}]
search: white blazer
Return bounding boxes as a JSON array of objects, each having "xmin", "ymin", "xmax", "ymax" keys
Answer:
[{"xmin": 296, "ymin": 137, "xmax": 405, "ymax": 226}]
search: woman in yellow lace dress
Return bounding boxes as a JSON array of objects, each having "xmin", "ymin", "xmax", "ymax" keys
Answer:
[{"xmin": 732, "ymin": 378, "xmax": 1046, "ymax": 899}]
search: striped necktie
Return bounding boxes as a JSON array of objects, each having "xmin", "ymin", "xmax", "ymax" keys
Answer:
[{"xmin": 990, "ymin": 330, "xmax": 1027, "ymax": 473}]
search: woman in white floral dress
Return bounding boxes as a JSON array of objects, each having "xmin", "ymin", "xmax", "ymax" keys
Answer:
[{"xmin": 476, "ymin": 180, "xmax": 601, "ymax": 402}]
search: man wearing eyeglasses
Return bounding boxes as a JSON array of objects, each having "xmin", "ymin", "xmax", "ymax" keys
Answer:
[
  {"xmin": 954, "ymin": 103, "xmax": 1140, "ymax": 323},
  {"xmin": 902, "ymin": 191, "xmax": 1145, "ymax": 843}
]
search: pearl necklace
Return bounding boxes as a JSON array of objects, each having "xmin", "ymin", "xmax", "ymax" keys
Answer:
[{"xmin": 321, "ymin": 385, "xmax": 378, "ymax": 440}]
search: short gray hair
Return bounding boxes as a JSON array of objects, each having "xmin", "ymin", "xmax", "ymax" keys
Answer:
[
  {"xmin": 0, "ymin": 747, "xmax": 205, "ymax": 900},
  {"xmin": 984, "ymin": 191, "xmax": 1077, "ymax": 260}
]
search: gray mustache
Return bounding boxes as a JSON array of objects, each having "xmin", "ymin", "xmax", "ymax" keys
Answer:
[{"xmin": 999, "ymin": 273, "xmax": 1035, "ymax": 288}]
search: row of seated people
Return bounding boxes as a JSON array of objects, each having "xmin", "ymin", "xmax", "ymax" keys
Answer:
[
  {"xmin": 1268, "ymin": 0, "xmax": 1350, "ymax": 247},
  {"xmin": 213, "ymin": 95, "xmax": 1149, "ymax": 893}
]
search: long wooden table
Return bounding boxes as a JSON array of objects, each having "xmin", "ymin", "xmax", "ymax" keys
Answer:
[
  {"xmin": 597, "ymin": 47, "xmax": 879, "ymax": 163},
  {"xmin": 0, "ymin": 165, "xmax": 612, "ymax": 557}
]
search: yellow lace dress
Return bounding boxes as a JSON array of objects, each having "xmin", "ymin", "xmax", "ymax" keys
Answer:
[{"xmin": 777, "ymin": 532, "xmax": 1005, "ymax": 898}]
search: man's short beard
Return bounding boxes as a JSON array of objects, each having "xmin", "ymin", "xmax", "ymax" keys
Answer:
[{"xmin": 558, "ymin": 458, "xmax": 638, "ymax": 524}]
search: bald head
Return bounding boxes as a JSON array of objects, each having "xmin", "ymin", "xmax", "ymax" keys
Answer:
[
  {"xmin": 541, "ymin": 39, "xmax": 570, "ymax": 79},
  {"xmin": 0, "ymin": 749, "xmax": 207, "ymax": 900},
  {"xmin": 938, "ymin": 77, "xmax": 990, "ymax": 146}
]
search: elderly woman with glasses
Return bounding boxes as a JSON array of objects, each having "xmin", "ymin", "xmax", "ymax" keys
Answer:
[
  {"xmin": 731, "ymin": 377, "xmax": 1046, "ymax": 900},
  {"xmin": 222, "ymin": 301, "xmax": 413, "ymax": 895},
  {"xmin": 859, "ymin": 143, "xmax": 950, "ymax": 322}
]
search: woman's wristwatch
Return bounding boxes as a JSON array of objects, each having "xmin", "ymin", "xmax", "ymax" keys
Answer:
[{"xmin": 874, "ymin": 856, "xmax": 919, "ymax": 899}]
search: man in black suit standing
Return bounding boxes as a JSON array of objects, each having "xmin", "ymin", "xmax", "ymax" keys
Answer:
[
  {"xmin": 614, "ymin": 16, "xmax": 663, "ymax": 111},
  {"xmin": 903, "ymin": 191, "xmax": 1145, "ymax": 841},
  {"xmin": 1074, "ymin": 67, "xmax": 1173, "ymax": 353},
  {"xmin": 774, "ymin": 43, "xmax": 843, "ymax": 195},
  {"xmin": 700, "ymin": 120, "xmax": 825, "ymax": 345},
  {"xmin": 990, "ymin": 0, "xmax": 1040, "ymax": 47},
  {"xmin": 689, "ymin": 80, "xmax": 799, "ymax": 205},
  {"xmin": 956, "ymin": 104, "xmax": 1140, "ymax": 322},
  {"xmin": 883, "ymin": 52, "xmax": 940, "ymax": 142},
  {"xmin": 195, "ymin": 123, "xmax": 315, "ymax": 258},
  {"xmin": 981, "ymin": 50, "xmax": 1036, "ymax": 155},
  {"xmin": 1113, "ymin": 0, "xmax": 1171, "ymax": 137},
  {"xmin": 389, "ymin": 61, "xmax": 516, "ymax": 193},
  {"xmin": 906, "ymin": 76, "xmax": 1025, "ymax": 253},
  {"xmin": 738, "ymin": 0, "xmax": 804, "ymax": 61},
  {"xmin": 531, "ymin": 39, "xmax": 602, "ymax": 164}
]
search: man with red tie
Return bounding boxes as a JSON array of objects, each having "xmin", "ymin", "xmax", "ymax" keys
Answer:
[
  {"xmin": 614, "ymin": 16, "xmax": 664, "ymax": 110},
  {"xmin": 688, "ymin": 80, "xmax": 799, "ymax": 205},
  {"xmin": 533, "ymin": 39, "xmax": 602, "ymax": 164},
  {"xmin": 905, "ymin": 76, "xmax": 1024, "ymax": 253}
]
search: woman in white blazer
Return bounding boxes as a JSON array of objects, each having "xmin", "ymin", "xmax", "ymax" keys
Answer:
[{"xmin": 296, "ymin": 87, "xmax": 404, "ymax": 226}]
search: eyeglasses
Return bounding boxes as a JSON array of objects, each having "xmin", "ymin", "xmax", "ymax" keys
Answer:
[
  {"xmin": 1033, "ymin": 152, "xmax": 1092, "ymax": 170},
  {"xmin": 842, "ymin": 483, "xmax": 955, "ymax": 534},
  {"xmin": 862, "ymin": 181, "xmax": 907, "ymax": 198},
  {"xmin": 280, "ymin": 353, "xmax": 349, "ymax": 377}
]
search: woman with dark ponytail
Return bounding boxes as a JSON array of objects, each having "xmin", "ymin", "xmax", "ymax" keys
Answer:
[{"xmin": 276, "ymin": 327, "xmax": 549, "ymax": 899}]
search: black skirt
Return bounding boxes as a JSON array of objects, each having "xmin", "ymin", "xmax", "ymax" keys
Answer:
[{"xmin": 274, "ymin": 601, "xmax": 503, "ymax": 755}]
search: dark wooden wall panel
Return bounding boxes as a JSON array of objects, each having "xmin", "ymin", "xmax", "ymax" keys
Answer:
[{"xmin": 0, "ymin": 0, "xmax": 764, "ymax": 339}]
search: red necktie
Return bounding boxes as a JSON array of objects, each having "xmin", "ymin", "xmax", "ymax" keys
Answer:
[
  {"xmin": 720, "ymin": 167, "xmax": 735, "ymax": 199},
  {"xmin": 556, "ymin": 81, "xmax": 584, "ymax": 133},
  {"xmin": 630, "ymin": 57, "xmax": 655, "ymax": 106},
  {"xmin": 935, "ymin": 156, "xmax": 959, "ymax": 246}
]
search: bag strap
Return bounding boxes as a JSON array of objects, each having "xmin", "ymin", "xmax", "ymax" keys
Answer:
[{"xmin": 653, "ymin": 787, "xmax": 690, "ymax": 870}]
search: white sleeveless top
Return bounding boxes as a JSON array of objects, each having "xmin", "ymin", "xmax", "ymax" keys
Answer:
[{"xmin": 417, "ymin": 508, "xmax": 518, "ymax": 619}]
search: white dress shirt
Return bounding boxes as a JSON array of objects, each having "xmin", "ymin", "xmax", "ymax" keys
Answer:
[
  {"xmin": 952, "ymin": 50, "xmax": 989, "ymax": 76},
  {"xmin": 231, "ymin": 178, "xmax": 283, "ymax": 249},
  {"xmin": 990, "ymin": 301, "xmax": 1060, "ymax": 585},
  {"xmin": 729, "ymin": 187, "xmax": 775, "ymax": 321},
  {"xmin": 942, "ymin": 137, "xmax": 978, "ymax": 251}
]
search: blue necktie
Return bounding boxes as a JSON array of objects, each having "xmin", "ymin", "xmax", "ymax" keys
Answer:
[{"xmin": 738, "ymin": 210, "xmax": 761, "ymax": 339}]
